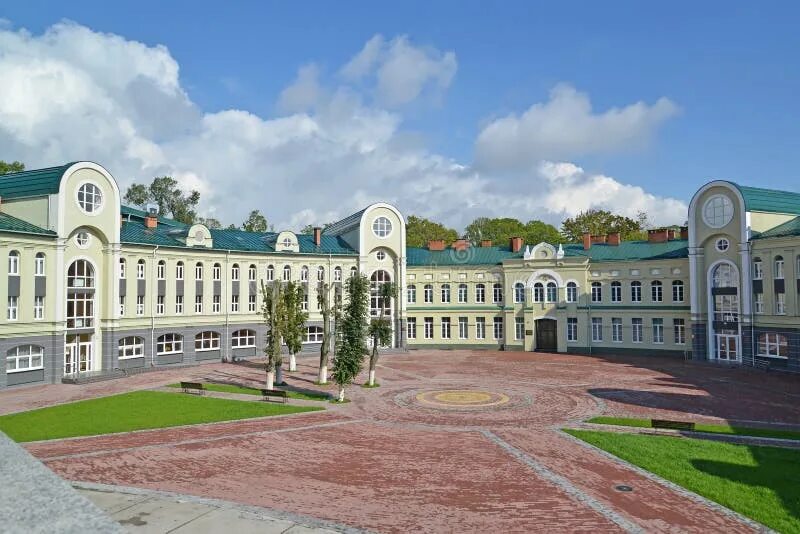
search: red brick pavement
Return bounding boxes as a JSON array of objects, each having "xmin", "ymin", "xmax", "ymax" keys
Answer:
[{"xmin": 14, "ymin": 350, "xmax": 800, "ymax": 532}]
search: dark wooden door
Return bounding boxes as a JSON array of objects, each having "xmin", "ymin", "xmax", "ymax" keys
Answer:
[{"xmin": 535, "ymin": 319, "xmax": 557, "ymax": 351}]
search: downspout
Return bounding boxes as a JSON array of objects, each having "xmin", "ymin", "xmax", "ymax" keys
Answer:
[
  {"xmin": 328, "ymin": 253, "xmax": 333, "ymax": 354},
  {"xmin": 151, "ymin": 245, "xmax": 159, "ymax": 367},
  {"xmin": 224, "ymin": 250, "xmax": 230, "ymax": 362},
  {"xmin": 748, "ymin": 240, "xmax": 755, "ymax": 366}
]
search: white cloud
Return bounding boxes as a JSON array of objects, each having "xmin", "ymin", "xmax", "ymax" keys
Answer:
[
  {"xmin": 476, "ymin": 83, "xmax": 679, "ymax": 171},
  {"xmin": 0, "ymin": 22, "xmax": 686, "ymax": 234}
]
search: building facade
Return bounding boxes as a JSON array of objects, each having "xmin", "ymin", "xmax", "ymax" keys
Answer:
[{"xmin": 0, "ymin": 162, "xmax": 798, "ymax": 389}]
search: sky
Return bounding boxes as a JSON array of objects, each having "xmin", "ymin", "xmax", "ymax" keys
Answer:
[{"xmin": 1, "ymin": 1, "xmax": 798, "ymax": 232}]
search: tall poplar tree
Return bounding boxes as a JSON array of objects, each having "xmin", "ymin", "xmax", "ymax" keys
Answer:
[
  {"xmin": 260, "ymin": 280, "xmax": 284, "ymax": 390},
  {"xmin": 331, "ymin": 273, "xmax": 370, "ymax": 401},
  {"xmin": 366, "ymin": 282, "xmax": 397, "ymax": 386},
  {"xmin": 283, "ymin": 281, "xmax": 308, "ymax": 372},
  {"xmin": 317, "ymin": 281, "xmax": 339, "ymax": 384}
]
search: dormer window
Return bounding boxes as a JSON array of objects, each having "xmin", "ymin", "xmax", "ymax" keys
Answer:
[
  {"xmin": 77, "ymin": 182, "xmax": 103, "ymax": 214},
  {"xmin": 282, "ymin": 237, "xmax": 292, "ymax": 248}
]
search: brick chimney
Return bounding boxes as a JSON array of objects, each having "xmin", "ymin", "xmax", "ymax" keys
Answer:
[
  {"xmin": 480, "ymin": 239, "xmax": 492, "ymax": 247},
  {"xmin": 667, "ymin": 228, "xmax": 679, "ymax": 241},
  {"xmin": 591, "ymin": 234, "xmax": 608, "ymax": 244},
  {"xmin": 582, "ymin": 232, "xmax": 592, "ymax": 251},
  {"xmin": 680, "ymin": 226, "xmax": 689, "ymax": 240},
  {"xmin": 313, "ymin": 227, "xmax": 322, "ymax": 247},
  {"xmin": 428, "ymin": 239, "xmax": 446, "ymax": 251},
  {"xmin": 453, "ymin": 239, "xmax": 469, "ymax": 251},
  {"xmin": 648, "ymin": 228, "xmax": 669, "ymax": 243},
  {"xmin": 607, "ymin": 232, "xmax": 621, "ymax": 246},
  {"xmin": 509, "ymin": 236, "xmax": 524, "ymax": 253},
  {"xmin": 144, "ymin": 215, "xmax": 158, "ymax": 229}
]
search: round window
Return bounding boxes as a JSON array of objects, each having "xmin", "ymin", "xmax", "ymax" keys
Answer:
[
  {"xmin": 716, "ymin": 238, "xmax": 730, "ymax": 252},
  {"xmin": 372, "ymin": 217, "xmax": 392, "ymax": 238},
  {"xmin": 77, "ymin": 183, "xmax": 103, "ymax": 214},
  {"xmin": 703, "ymin": 195, "xmax": 733, "ymax": 228},
  {"xmin": 75, "ymin": 231, "xmax": 91, "ymax": 248},
  {"xmin": 376, "ymin": 250, "xmax": 386, "ymax": 261}
]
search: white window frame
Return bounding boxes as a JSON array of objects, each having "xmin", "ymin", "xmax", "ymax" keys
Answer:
[
  {"xmin": 476, "ymin": 284, "xmax": 486, "ymax": 304},
  {"xmin": 33, "ymin": 296, "xmax": 44, "ymax": 320},
  {"xmin": 591, "ymin": 282, "xmax": 602, "ymax": 303},
  {"xmin": 476, "ymin": 317, "xmax": 486, "ymax": 339},
  {"xmin": 672, "ymin": 280, "xmax": 684, "ymax": 302},
  {"xmin": 758, "ymin": 333, "xmax": 788, "ymax": 358},
  {"xmin": 441, "ymin": 284, "xmax": 450, "ymax": 303},
  {"xmin": 591, "ymin": 317, "xmax": 603, "ymax": 342},
  {"xmin": 652, "ymin": 318, "xmax": 664, "ymax": 344},
  {"xmin": 611, "ymin": 282, "xmax": 622, "ymax": 303},
  {"xmin": 441, "ymin": 317, "xmax": 451, "ymax": 339},
  {"xmin": 674, "ymin": 318, "xmax": 686, "ymax": 345},
  {"xmin": 157, "ymin": 261, "xmax": 166, "ymax": 280},
  {"xmin": 651, "ymin": 281, "xmax": 663, "ymax": 302},
  {"xmin": 118, "ymin": 337, "xmax": 144, "ymax": 360},
  {"xmin": 424, "ymin": 284, "xmax": 433, "ymax": 303},
  {"xmin": 493, "ymin": 317, "xmax": 503, "ymax": 340},
  {"xmin": 156, "ymin": 295, "xmax": 165, "ymax": 315},
  {"xmin": 8, "ymin": 251, "xmax": 19, "ymax": 275},
  {"xmin": 248, "ymin": 294, "xmax": 256, "ymax": 312},
  {"xmin": 492, "ymin": 283, "xmax": 503, "ymax": 304},
  {"xmin": 631, "ymin": 281, "xmax": 642, "ymax": 302},
  {"xmin": 514, "ymin": 317, "xmax": 524, "ymax": 340},
  {"xmin": 566, "ymin": 282, "xmax": 578, "ymax": 303},
  {"xmin": 136, "ymin": 295, "xmax": 145, "ymax": 316},
  {"xmin": 407, "ymin": 318, "xmax": 417, "ymax": 339},
  {"xmin": 232, "ymin": 329, "xmax": 256, "ymax": 348},
  {"xmin": 157, "ymin": 334, "xmax": 183, "ymax": 355},
  {"xmin": 6, "ymin": 344, "xmax": 44, "ymax": 373},
  {"xmin": 34, "ymin": 253, "xmax": 45, "ymax": 276},
  {"xmin": 77, "ymin": 182, "xmax": 103, "ymax": 214},
  {"xmin": 232, "ymin": 294, "xmax": 240, "ymax": 313},
  {"xmin": 458, "ymin": 317, "xmax": 468, "ymax": 339},
  {"xmin": 632, "ymin": 318, "xmax": 643, "ymax": 343},
  {"xmin": 176, "ymin": 262, "xmax": 184, "ymax": 280},
  {"xmin": 612, "ymin": 318, "xmax": 623, "ymax": 342},
  {"xmin": 424, "ymin": 317, "xmax": 434, "ymax": 339},
  {"xmin": 567, "ymin": 317, "xmax": 578, "ymax": 342},
  {"xmin": 458, "ymin": 283, "xmax": 468, "ymax": 303},
  {"xmin": 304, "ymin": 326, "xmax": 324, "ymax": 343},
  {"xmin": 407, "ymin": 285, "xmax": 417, "ymax": 304},
  {"xmin": 136, "ymin": 260, "xmax": 145, "ymax": 279},
  {"xmin": 175, "ymin": 295, "xmax": 184, "ymax": 314},
  {"xmin": 231, "ymin": 264, "xmax": 240, "ymax": 281},
  {"xmin": 195, "ymin": 331, "xmax": 220, "ymax": 351}
]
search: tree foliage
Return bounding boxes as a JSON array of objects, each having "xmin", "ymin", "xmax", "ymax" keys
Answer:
[
  {"xmin": 406, "ymin": 215, "xmax": 459, "ymax": 248},
  {"xmin": 242, "ymin": 210, "xmax": 269, "ymax": 232},
  {"xmin": 123, "ymin": 176, "xmax": 200, "ymax": 224},
  {"xmin": 260, "ymin": 280, "xmax": 284, "ymax": 377},
  {"xmin": 0, "ymin": 160, "xmax": 25, "ymax": 174},
  {"xmin": 196, "ymin": 217, "xmax": 222, "ymax": 229},
  {"xmin": 282, "ymin": 280, "xmax": 308, "ymax": 359},
  {"xmin": 331, "ymin": 273, "xmax": 370, "ymax": 400},
  {"xmin": 465, "ymin": 217, "xmax": 563, "ymax": 246},
  {"xmin": 560, "ymin": 209, "xmax": 647, "ymax": 242},
  {"xmin": 300, "ymin": 222, "xmax": 334, "ymax": 234},
  {"xmin": 317, "ymin": 281, "xmax": 340, "ymax": 384},
  {"xmin": 367, "ymin": 281, "xmax": 397, "ymax": 385}
]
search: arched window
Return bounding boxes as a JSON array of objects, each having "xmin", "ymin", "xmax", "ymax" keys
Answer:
[
  {"xmin": 6, "ymin": 345, "xmax": 44, "ymax": 371},
  {"xmin": 304, "ymin": 326, "xmax": 324, "ymax": 343},
  {"xmin": 458, "ymin": 283, "xmax": 468, "ymax": 303},
  {"xmin": 370, "ymin": 270, "xmax": 392, "ymax": 317},
  {"xmin": 492, "ymin": 283, "xmax": 503, "ymax": 303},
  {"xmin": 248, "ymin": 264, "xmax": 257, "ymax": 281},
  {"xmin": 118, "ymin": 336, "xmax": 144, "ymax": 359},
  {"xmin": 196, "ymin": 262, "xmax": 205, "ymax": 281},
  {"xmin": 211, "ymin": 263, "xmax": 220, "ymax": 281},
  {"xmin": 423, "ymin": 284, "xmax": 433, "ymax": 303},
  {"xmin": 232, "ymin": 329, "xmax": 256, "ymax": 348},
  {"xmin": 651, "ymin": 280, "xmax": 663, "ymax": 302},
  {"xmin": 476, "ymin": 283, "xmax": 486, "ymax": 303},
  {"xmin": 283, "ymin": 265, "xmax": 291, "ymax": 281},
  {"xmin": 566, "ymin": 281, "xmax": 577, "ymax": 303},
  {"xmin": 136, "ymin": 259, "xmax": 146, "ymax": 279},
  {"xmin": 176, "ymin": 261, "xmax": 184, "ymax": 280},
  {"xmin": 533, "ymin": 282, "xmax": 544, "ymax": 302},
  {"xmin": 266, "ymin": 264, "xmax": 275, "ymax": 281},
  {"xmin": 712, "ymin": 263, "xmax": 737, "ymax": 288},
  {"xmin": 591, "ymin": 282, "xmax": 602, "ymax": 302},
  {"xmin": 7, "ymin": 250, "xmax": 19, "ymax": 275},
  {"xmin": 68, "ymin": 259, "xmax": 94, "ymax": 288},
  {"xmin": 672, "ymin": 280, "xmax": 684, "ymax": 302},
  {"xmin": 775, "ymin": 256, "xmax": 785, "ymax": 279},
  {"xmin": 407, "ymin": 284, "xmax": 416, "ymax": 303},
  {"xmin": 231, "ymin": 263, "xmax": 240, "ymax": 281},
  {"xmin": 195, "ymin": 331, "xmax": 220, "ymax": 351},
  {"xmin": 630, "ymin": 281, "xmax": 642, "ymax": 302},
  {"xmin": 334, "ymin": 266, "xmax": 342, "ymax": 282},
  {"xmin": 157, "ymin": 260, "xmax": 166, "ymax": 280},
  {"xmin": 441, "ymin": 283, "xmax": 451, "ymax": 303},
  {"xmin": 317, "ymin": 266, "xmax": 325, "ymax": 281},
  {"xmin": 546, "ymin": 281, "xmax": 557, "ymax": 303},
  {"xmin": 300, "ymin": 266, "xmax": 309, "ymax": 281},
  {"xmin": 611, "ymin": 281, "xmax": 622, "ymax": 302},
  {"xmin": 758, "ymin": 333, "xmax": 788, "ymax": 358},
  {"xmin": 350, "ymin": 266, "xmax": 358, "ymax": 277},
  {"xmin": 34, "ymin": 252, "xmax": 45, "ymax": 276},
  {"xmin": 711, "ymin": 262, "xmax": 739, "ymax": 324},
  {"xmin": 753, "ymin": 257, "xmax": 763, "ymax": 279},
  {"xmin": 119, "ymin": 258, "xmax": 126, "ymax": 279},
  {"xmin": 157, "ymin": 334, "xmax": 183, "ymax": 355},
  {"xmin": 514, "ymin": 282, "xmax": 525, "ymax": 303}
]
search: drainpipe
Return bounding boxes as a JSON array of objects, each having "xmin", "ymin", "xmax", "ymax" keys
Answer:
[
  {"xmin": 150, "ymin": 245, "xmax": 159, "ymax": 367},
  {"xmin": 224, "ymin": 250, "xmax": 231, "ymax": 362}
]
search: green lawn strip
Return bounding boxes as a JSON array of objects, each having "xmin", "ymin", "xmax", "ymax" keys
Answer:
[
  {"xmin": 0, "ymin": 390, "xmax": 321, "ymax": 442},
  {"xmin": 166, "ymin": 382, "xmax": 330, "ymax": 401},
  {"xmin": 588, "ymin": 416, "xmax": 800, "ymax": 441},
  {"xmin": 566, "ymin": 429, "xmax": 800, "ymax": 533}
]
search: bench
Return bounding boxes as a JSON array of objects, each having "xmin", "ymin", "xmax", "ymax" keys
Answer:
[
  {"xmin": 651, "ymin": 419, "xmax": 695, "ymax": 431},
  {"xmin": 180, "ymin": 381, "xmax": 205, "ymax": 395},
  {"xmin": 260, "ymin": 389, "xmax": 288, "ymax": 404}
]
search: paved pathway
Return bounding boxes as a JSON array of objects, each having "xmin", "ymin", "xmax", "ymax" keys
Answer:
[{"xmin": 12, "ymin": 351, "xmax": 800, "ymax": 532}]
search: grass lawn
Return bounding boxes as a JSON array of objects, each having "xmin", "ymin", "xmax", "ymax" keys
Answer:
[
  {"xmin": 588, "ymin": 416, "xmax": 800, "ymax": 441},
  {"xmin": 166, "ymin": 382, "xmax": 330, "ymax": 401},
  {"xmin": 566, "ymin": 429, "xmax": 800, "ymax": 533},
  {"xmin": 0, "ymin": 390, "xmax": 322, "ymax": 442}
]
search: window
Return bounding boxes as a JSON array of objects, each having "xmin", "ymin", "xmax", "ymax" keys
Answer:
[
  {"xmin": 533, "ymin": 282, "xmax": 544, "ymax": 302},
  {"xmin": 301, "ymin": 266, "xmax": 309, "ymax": 281},
  {"xmin": 651, "ymin": 281, "xmax": 663, "ymax": 302},
  {"xmin": 301, "ymin": 292, "xmax": 308, "ymax": 311},
  {"xmin": 156, "ymin": 295, "xmax": 165, "ymax": 315},
  {"xmin": 119, "ymin": 296, "xmax": 125, "ymax": 316},
  {"xmin": 674, "ymin": 319, "xmax": 686, "ymax": 345},
  {"xmin": 212, "ymin": 295, "xmax": 221, "ymax": 313},
  {"xmin": 715, "ymin": 238, "xmax": 730, "ymax": 252},
  {"xmin": 632, "ymin": 318, "xmax": 643, "ymax": 343},
  {"xmin": 351, "ymin": 266, "xmax": 358, "ymax": 277},
  {"xmin": 196, "ymin": 262, "xmax": 204, "ymax": 281},
  {"xmin": 7, "ymin": 296, "xmax": 18, "ymax": 320},
  {"xmin": 175, "ymin": 295, "xmax": 184, "ymax": 314},
  {"xmin": 376, "ymin": 250, "xmax": 386, "ymax": 261},
  {"xmin": 611, "ymin": 318, "xmax": 623, "ymax": 342},
  {"xmin": 702, "ymin": 194, "xmax": 733, "ymax": 228},
  {"xmin": 441, "ymin": 284, "xmax": 451, "ymax": 303},
  {"xmin": 424, "ymin": 284, "xmax": 433, "ymax": 303},
  {"xmin": 317, "ymin": 266, "xmax": 325, "ymax": 281},
  {"xmin": 493, "ymin": 283, "xmax": 503, "ymax": 303},
  {"xmin": 33, "ymin": 296, "xmax": 44, "ymax": 319},
  {"xmin": 157, "ymin": 334, "xmax": 183, "ymax": 355},
  {"xmin": 591, "ymin": 318, "xmax": 603, "ymax": 342},
  {"xmin": 249, "ymin": 264, "xmax": 257, "ymax": 281},
  {"xmin": 212, "ymin": 263, "xmax": 220, "ymax": 281},
  {"xmin": 775, "ymin": 256, "xmax": 785, "ymax": 279},
  {"xmin": 493, "ymin": 317, "xmax": 503, "ymax": 340},
  {"xmin": 566, "ymin": 282, "xmax": 577, "ymax": 303},
  {"xmin": 304, "ymin": 326, "xmax": 324, "ymax": 343},
  {"xmin": 66, "ymin": 292, "xmax": 93, "ymax": 328},
  {"xmin": 176, "ymin": 261, "xmax": 184, "ymax": 280},
  {"xmin": 75, "ymin": 231, "xmax": 91, "ymax": 248},
  {"xmin": 372, "ymin": 216, "xmax": 392, "ymax": 238},
  {"xmin": 334, "ymin": 266, "xmax": 342, "ymax": 282},
  {"xmin": 281, "ymin": 237, "xmax": 292, "ymax": 248},
  {"xmin": 441, "ymin": 317, "xmax": 451, "ymax": 339},
  {"xmin": 753, "ymin": 258, "xmax": 763, "ymax": 280},
  {"xmin": 77, "ymin": 182, "xmax": 103, "ymax": 213},
  {"xmin": 458, "ymin": 283, "xmax": 468, "ymax": 303},
  {"xmin": 591, "ymin": 282, "xmax": 602, "ymax": 303},
  {"xmin": 758, "ymin": 333, "xmax": 788, "ymax": 358},
  {"xmin": 630, "ymin": 281, "xmax": 642, "ymax": 302},
  {"xmin": 231, "ymin": 329, "xmax": 256, "ymax": 348},
  {"xmin": 672, "ymin": 280, "xmax": 684, "ymax": 302},
  {"xmin": 754, "ymin": 292, "xmax": 764, "ymax": 314},
  {"xmin": 546, "ymin": 282, "xmax": 557, "ymax": 303},
  {"xmin": 157, "ymin": 260, "xmax": 166, "ymax": 280},
  {"xmin": 7, "ymin": 250, "xmax": 19, "ymax": 275},
  {"xmin": 136, "ymin": 295, "xmax": 144, "ymax": 316},
  {"xmin": 137, "ymin": 259, "xmax": 145, "ymax": 279},
  {"xmin": 231, "ymin": 264, "xmax": 240, "ymax": 281},
  {"xmin": 119, "ymin": 258, "xmax": 126, "ymax": 279},
  {"xmin": 514, "ymin": 282, "xmax": 525, "ymax": 303},
  {"xmin": 195, "ymin": 331, "xmax": 220, "ymax": 351},
  {"xmin": 118, "ymin": 337, "xmax": 144, "ymax": 359},
  {"xmin": 6, "ymin": 345, "xmax": 44, "ymax": 372},
  {"xmin": 283, "ymin": 265, "xmax": 291, "ymax": 281},
  {"xmin": 266, "ymin": 265, "xmax": 275, "ymax": 281},
  {"xmin": 611, "ymin": 281, "xmax": 622, "ymax": 302},
  {"xmin": 248, "ymin": 294, "xmax": 256, "ymax": 312},
  {"xmin": 34, "ymin": 253, "xmax": 45, "ymax": 275},
  {"xmin": 476, "ymin": 284, "xmax": 486, "ymax": 303},
  {"xmin": 195, "ymin": 295, "xmax": 203, "ymax": 314},
  {"xmin": 407, "ymin": 318, "xmax": 417, "ymax": 339},
  {"xmin": 459, "ymin": 317, "xmax": 468, "ymax": 339},
  {"xmin": 232, "ymin": 294, "xmax": 240, "ymax": 312},
  {"xmin": 476, "ymin": 317, "xmax": 486, "ymax": 339},
  {"xmin": 369, "ymin": 270, "xmax": 391, "ymax": 317},
  {"xmin": 776, "ymin": 292, "xmax": 786, "ymax": 315},
  {"xmin": 407, "ymin": 285, "xmax": 417, "ymax": 304},
  {"xmin": 515, "ymin": 317, "xmax": 524, "ymax": 340},
  {"xmin": 652, "ymin": 318, "xmax": 664, "ymax": 343},
  {"xmin": 567, "ymin": 317, "xmax": 578, "ymax": 342},
  {"xmin": 424, "ymin": 317, "xmax": 434, "ymax": 339}
]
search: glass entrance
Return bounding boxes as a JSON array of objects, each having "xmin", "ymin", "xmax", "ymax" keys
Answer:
[
  {"xmin": 715, "ymin": 334, "xmax": 739, "ymax": 362},
  {"xmin": 65, "ymin": 334, "xmax": 93, "ymax": 374}
]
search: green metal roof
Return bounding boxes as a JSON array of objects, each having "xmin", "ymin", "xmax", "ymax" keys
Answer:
[
  {"xmin": 727, "ymin": 182, "xmax": 800, "ymax": 215},
  {"xmin": 324, "ymin": 208, "xmax": 366, "ymax": 236},
  {"xmin": 751, "ymin": 216, "xmax": 800, "ymax": 240},
  {"xmin": 407, "ymin": 246, "xmax": 520, "ymax": 266},
  {"xmin": 121, "ymin": 205, "xmax": 188, "ymax": 228},
  {"xmin": 0, "ymin": 212, "xmax": 56, "ymax": 237},
  {"xmin": 0, "ymin": 163, "xmax": 76, "ymax": 199}
]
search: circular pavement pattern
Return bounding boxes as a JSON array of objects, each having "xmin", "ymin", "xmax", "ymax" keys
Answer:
[{"xmin": 415, "ymin": 389, "xmax": 510, "ymax": 409}]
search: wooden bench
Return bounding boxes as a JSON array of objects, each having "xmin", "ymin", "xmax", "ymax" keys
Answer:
[
  {"xmin": 260, "ymin": 389, "xmax": 288, "ymax": 404},
  {"xmin": 651, "ymin": 419, "xmax": 695, "ymax": 431},
  {"xmin": 180, "ymin": 381, "xmax": 205, "ymax": 395}
]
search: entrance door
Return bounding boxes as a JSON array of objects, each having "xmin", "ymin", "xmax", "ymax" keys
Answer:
[
  {"xmin": 65, "ymin": 334, "xmax": 94, "ymax": 374},
  {"xmin": 715, "ymin": 334, "xmax": 739, "ymax": 362},
  {"xmin": 535, "ymin": 319, "xmax": 557, "ymax": 351}
]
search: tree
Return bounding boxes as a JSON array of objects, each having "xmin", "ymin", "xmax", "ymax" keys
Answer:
[
  {"xmin": 523, "ymin": 220, "xmax": 564, "ymax": 245},
  {"xmin": 406, "ymin": 215, "xmax": 459, "ymax": 248},
  {"xmin": 465, "ymin": 217, "xmax": 563, "ymax": 246},
  {"xmin": 0, "ymin": 160, "xmax": 25, "ymax": 174},
  {"xmin": 242, "ymin": 210, "xmax": 269, "ymax": 232},
  {"xmin": 300, "ymin": 222, "xmax": 334, "ymax": 234},
  {"xmin": 123, "ymin": 176, "xmax": 200, "ymax": 224},
  {"xmin": 366, "ymin": 282, "xmax": 397, "ymax": 386},
  {"xmin": 196, "ymin": 217, "xmax": 222, "ymax": 229},
  {"xmin": 260, "ymin": 280, "xmax": 285, "ymax": 390},
  {"xmin": 561, "ymin": 209, "xmax": 645, "ymax": 242},
  {"xmin": 316, "ymin": 280, "xmax": 340, "ymax": 384},
  {"xmin": 283, "ymin": 281, "xmax": 308, "ymax": 373},
  {"xmin": 331, "ymin": 273, "xmax": 370, "ymax": 402}
]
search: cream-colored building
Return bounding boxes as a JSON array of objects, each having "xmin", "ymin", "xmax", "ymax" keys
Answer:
[{"xmin": 0, "ymin": 163, "xmax": 799, "ymax": 389}]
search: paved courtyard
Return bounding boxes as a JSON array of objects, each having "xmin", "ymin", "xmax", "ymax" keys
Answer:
[{"xmin": 7, "ymin": 350, "xmax": 800, "ymax": 532}]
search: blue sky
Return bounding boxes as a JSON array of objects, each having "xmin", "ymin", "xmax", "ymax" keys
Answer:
[{"xmin": 1, "ymin": 1, "xmax": 798, "ymax": 229}]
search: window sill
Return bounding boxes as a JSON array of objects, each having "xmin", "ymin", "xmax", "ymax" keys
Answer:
[
  {"xmin": 6, "ymin": 366, "xmax": 44, "ymax": 374},
  {"xmin": 757, "ymin": 354, "xmax": 788, "ymax": 360},
  {"xmin": 118, "ymin": 355, "xmax": 144, "ymax": 360},
  {"xmin": 195, "ymin": 348, "xmax": 220, "ymax": 352},
  {"xmin": 157, "ymin": 351, "xmax": 183, "ymax": 356}
]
